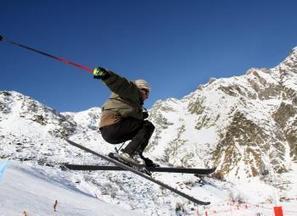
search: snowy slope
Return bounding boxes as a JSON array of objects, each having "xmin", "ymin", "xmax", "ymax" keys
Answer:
[{"xmin": 0, "ymin": 161, "xmax": 140, "ymax": 216}]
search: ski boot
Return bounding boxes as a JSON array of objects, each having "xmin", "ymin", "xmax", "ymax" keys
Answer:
[
  {"xmin": 108, "ymin": 152, "xmax": 151, "ymax": 176},
  {"xmin": 139, "ymin": 153, "xmax": 160, "ymax": 168}
]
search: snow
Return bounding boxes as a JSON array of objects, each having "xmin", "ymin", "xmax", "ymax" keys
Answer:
[{"xmin": 0, "ymin": 160, "xmax": 141, "ymax": 216}]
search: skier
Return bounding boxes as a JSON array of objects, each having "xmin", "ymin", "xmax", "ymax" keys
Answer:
[{"xmin": 93, "ymin": 67, "xmax": 156, "ymax": 166}]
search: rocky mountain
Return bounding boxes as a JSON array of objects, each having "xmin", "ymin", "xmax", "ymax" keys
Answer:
[
  {"xmin": 1, "ymin": 47, "xmax": 297, "ymax": 214},
  {"xmin": 147, "ymin": 47, "xmax": 297, "ymax": 181}
]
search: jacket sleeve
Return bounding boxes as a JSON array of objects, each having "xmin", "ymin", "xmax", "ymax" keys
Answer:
[{"xmin": 102, "ymin": 71, "xmax": 141, "ymax": 103}]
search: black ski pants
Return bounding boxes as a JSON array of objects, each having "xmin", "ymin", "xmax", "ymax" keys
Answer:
[{"xmin": 99, "ymin": 117, "xmax": 155, "ymax": 155}]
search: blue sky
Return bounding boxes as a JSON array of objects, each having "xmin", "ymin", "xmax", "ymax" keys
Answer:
[{"xmin": 1, "ymin": 0, "xmax": 297, "ymax": 112}]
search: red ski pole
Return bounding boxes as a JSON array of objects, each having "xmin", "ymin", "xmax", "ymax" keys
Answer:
[{"xmin": 0, "ymin": 34, "xmax": 93, "ymax": 74}]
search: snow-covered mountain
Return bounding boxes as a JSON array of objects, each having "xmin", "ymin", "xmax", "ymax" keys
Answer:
[
  {"xmin": 1, "ymin": 47, "xmax": 297, "ymax": 215},
  {"xmin": 147, "ymin": 47, "xmax": 297, "ymax": 181}
]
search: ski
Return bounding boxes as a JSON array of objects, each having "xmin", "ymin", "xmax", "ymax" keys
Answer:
[
  {"xmin": 62, "ymin": 163, "xmax": 216, "ymax": 175},
  {"xmin": 65, "ymin": 139, "xmax": 211, "ymax": 205}
]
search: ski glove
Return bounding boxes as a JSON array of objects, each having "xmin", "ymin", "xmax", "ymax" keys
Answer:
[{"xmin": 93, "ymin": 67, "xmax": 109, "ymax": 80}]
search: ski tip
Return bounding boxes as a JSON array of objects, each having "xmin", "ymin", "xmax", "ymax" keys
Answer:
[
  {"xmin": 211, "ymin": 167, "xmax": 217, "ymax": 172},
  {"xmin": 193, "ymin": 199, "xmax": 211, "ymax": 205},
  {"xmin": 206, "ymin": 167, "xmax": 217, "ymax": 173}
]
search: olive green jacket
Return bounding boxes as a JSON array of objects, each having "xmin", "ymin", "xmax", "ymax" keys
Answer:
[{"xmin": 99, "ymin": 71, "xmax": 145, "ymax": 128}]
